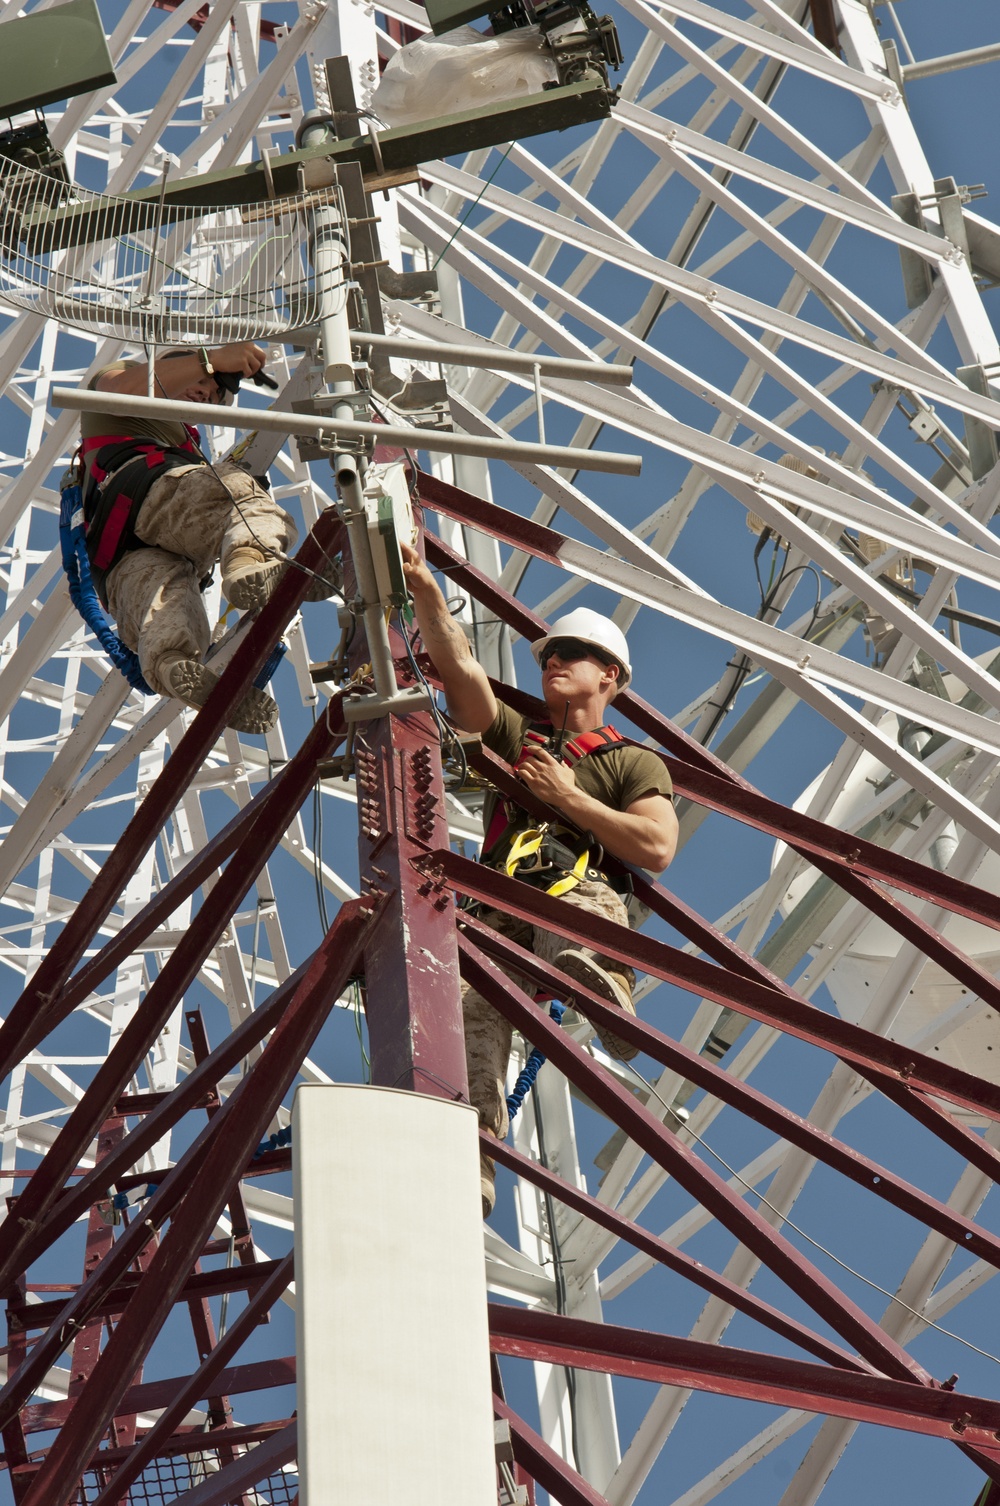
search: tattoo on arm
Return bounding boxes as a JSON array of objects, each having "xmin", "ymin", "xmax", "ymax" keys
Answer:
[{"xmin": 423, "ymin": 604, "xmax": 471, "ymax": 661}]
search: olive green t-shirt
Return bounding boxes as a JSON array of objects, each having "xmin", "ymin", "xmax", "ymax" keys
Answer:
[
  {"xmin": 481, "ymin": 701, "xmax": 673, "ymax": 863},
  {"xmin": 80, "ymin": 362, "xmax": 200, "ymax": 484}
]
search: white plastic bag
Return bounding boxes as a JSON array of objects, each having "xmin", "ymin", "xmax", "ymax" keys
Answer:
[{"xmin": 371, "ymin": 25, "xmax": 558, "ymax": 129}]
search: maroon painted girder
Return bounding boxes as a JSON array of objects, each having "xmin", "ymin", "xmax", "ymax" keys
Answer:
[{"xmin": 489, "ymin": 1308, "xmax": 1000, "ymax": 1463}]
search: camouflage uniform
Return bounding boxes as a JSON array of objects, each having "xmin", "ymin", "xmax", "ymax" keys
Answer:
[
  {"xmin": 105, "ymin": 461, "xmax": 296, "ymax": 697},
  {"xmin": 463, "ymin": 877, "xmax": 635, "ymax": 1140},
  {"xmin": 463, "ymin": 703, "xmax": 673, "ymax": 1144}
]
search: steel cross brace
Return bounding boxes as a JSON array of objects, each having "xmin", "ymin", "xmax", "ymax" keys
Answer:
[
  {"xmin": 484, "ymin": 1133, "xmax": 868, "ymax": 1372},
  {"xmin": 493, "ymin": 1394, "xmax": 612, "ymax": 1506},
  {"xmin": 89, "ymin": 1255, "xmax": 294, "ymax": 1506},
  {"xmin": 417, "ymin": 477, "xmax": 1000, "ymax": 932},
  {"xmin": 460, "ymin": 932, "xmax": 928, "ymax": 1382},
  {"xmin": 464, "ymin": 922, "xmax": 1000, "ymax": 1273},
  {"xmin": 20, "ymin": 897, "xmax": 376, "ymax": 1506},
  {"xmin": 440, "ymin": 852, "xmax": 1000, "ymax": 1121},
  {"xmin": 0, "ymin": 510, "xmax": 345, "ymax": 1083},
  {"xmin": 488, "ymin": 1308, "xmax": 1000, "ymax": 1463},
  {"xmin": 0, "ymin": 682, "xmax": 347, "ymax": 1291},
  {"xmin": 627, "ymin": 869, "xmax": 1000, "ymax": 1184}
]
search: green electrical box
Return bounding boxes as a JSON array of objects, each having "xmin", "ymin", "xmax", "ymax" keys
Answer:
[
  {"xmin": 423, "ymin": 0, "xmax": 495, "ymax": 35},
  {"xmin": 0, "ymin": 0, "xmax": 116, "ymax": 119}
]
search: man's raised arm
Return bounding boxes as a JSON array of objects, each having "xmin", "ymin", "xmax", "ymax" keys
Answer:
[{"xmin": 400, "ymin": 541, "xmax": 497, "ymax": 734}]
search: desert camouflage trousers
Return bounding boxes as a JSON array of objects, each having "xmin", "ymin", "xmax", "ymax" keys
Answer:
[
  {"xmin": 463, "ymin": 877, "xmax": 634, "ymax": 1140},
  {"xmin": 105, "ymin": 461, "xmax": 296, "ymax": 697}
]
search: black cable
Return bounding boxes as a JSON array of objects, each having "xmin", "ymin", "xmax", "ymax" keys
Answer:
[
  {"xmin": 533, "ymin": 1091, "xmax": 582, "ymax": 1474},
  {"xmin": 699, "ymin": 539, "xmax": 823, "ymax": 746},
  {"xmin": 311, "ymin": 707, "xmax": 331, "ymax": 936}
]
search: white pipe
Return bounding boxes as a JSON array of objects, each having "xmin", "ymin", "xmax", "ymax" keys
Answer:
[
  {"xmin": 902, "ymin": 41, "xmax": 1000, "ymax": 82},
  {"xmin": 312, "ymin": 204, "xmax": 354, "ymax": 386},
  {"xmin": 349, "ymin": 331, "xmax": 635, "ymax": 386},
  {"xmin": 51, "ymin": 388, "xmax": 643, "ymax": 477}
]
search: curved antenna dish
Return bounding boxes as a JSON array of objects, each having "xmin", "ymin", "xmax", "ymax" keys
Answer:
[{"xmin": 0, "ymin": 156, "xmax": 335, "ymax": 341}]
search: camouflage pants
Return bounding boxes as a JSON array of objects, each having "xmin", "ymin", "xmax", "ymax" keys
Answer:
[
  {"xmin": 463, "ymin": 877, "xmax": 634, "ymax": 1140},
  {"xmin": 105, "ymin": 461, "xmax": 297, "ymax": 698}
]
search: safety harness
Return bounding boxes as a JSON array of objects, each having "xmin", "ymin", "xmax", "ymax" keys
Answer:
[
  {"xmin": 484, "ymin": 721, "xmax": 625, "ymax": 898},
  {"xmin": 80, "ymin": 427, "xmax": 203, "ymax": 606},
  {"xmin": 61, "ymin": 432, "xmax": 288, "ymax": 697},
  {"xmin": 59, "ymin": 468, "xmax": 153, "ymax": 694}
]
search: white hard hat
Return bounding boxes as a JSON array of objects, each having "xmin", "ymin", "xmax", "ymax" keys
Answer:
[{"xmin": 531, "ymin": 609, "xmax": 632, "ymax": 690}]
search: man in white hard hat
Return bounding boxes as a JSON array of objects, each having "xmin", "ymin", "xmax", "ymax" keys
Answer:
[{"xmin": 401, "ymin": 544, "xmax": 677, "ymax": 1215}]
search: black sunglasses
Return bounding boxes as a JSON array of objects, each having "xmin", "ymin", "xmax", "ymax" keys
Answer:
[{"xmin": 539, "ymin": 637, "xmax": 614, "ymax": 669}]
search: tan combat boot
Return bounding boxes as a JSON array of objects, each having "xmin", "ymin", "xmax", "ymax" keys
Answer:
[
  {"xmin": 555, "ymin": 949, "xmax": 639, "ymax": 1061},
  {"xmin": 161, "ymin": 656, "xmax": 278, "ymax": 734},
  {"xmin": 223, "ymin": 546, "xmax": 341, "ymax": 611},
  {"xmin": 480, "ymin": 1150, "xmax": 497, "ymax": 1219}
]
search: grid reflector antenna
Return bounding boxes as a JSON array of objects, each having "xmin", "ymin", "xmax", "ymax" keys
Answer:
[{"xmin": 0, "ymin": 157, "xmax": 334, "ymax": 342}]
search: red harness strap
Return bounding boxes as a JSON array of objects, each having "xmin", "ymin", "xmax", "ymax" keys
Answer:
[
  {"xmin": 483, "ymin": 721, "xmax": 624, "ymax": 853},
  {"xmin": 81, "ymin": 427, "xmax": 203, "ymax": 581},
  {"xmin": 81, "ymin": 427, "xmax": 200, "ymax": 475}
]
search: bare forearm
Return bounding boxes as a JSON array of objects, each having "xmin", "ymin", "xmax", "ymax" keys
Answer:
[
  {"xmin": 403, "ymin": 559, "xmax": 497, "ymax": 732},
  {"xmin": 98, "ymin": 351, "xmax": 204, "ymax": 396}
]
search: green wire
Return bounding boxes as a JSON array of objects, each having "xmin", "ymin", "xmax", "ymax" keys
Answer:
[
  {"xmin": 353, "ymin": 980, "xmax": 370, "ymax": 1083},
  {"xmin": 431, "ymin": 143, "xmax": 513, "ymax": 271}
]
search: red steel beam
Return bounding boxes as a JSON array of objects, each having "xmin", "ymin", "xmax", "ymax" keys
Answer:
[
  {"xmin": 17, "ymin": 1258, "xmax": 285, "ymax": 1331},
  {"xmin": 442, "ymin": 851, "xmax": 1000, "ymax": 1121},
  {"xmin": 20, "ymin": 1357, "xmax": 296, "ymax": 1436},
  {"xmin": 418, "ymin": 496, "xmax": 1000, "ymax": 936},
  {"xmin": 488, "ymin": 1308, "xmax": 1000, "ymax": 1463},
  {"xmin": 470, "ymin": 946, "xmax": 1000, "ymax": 1276},
  {"xmin": 460, "ymin": 934, "xmax": 931, "ymax": 1384},
  {"xmin": 83, "ymin": 1420, "xmax": 292, "ymax": 1469},
  {"xmin": 0, "ymin": 512, "xmax": 344, "ymax": 1082},
  {"xmin": 50, "ymin": 696, "xmax": 345, "ymax": 1026},
  {"xmin": 0, "ymin": 687, "xmax": 348, "ymax": 1289},
  {"xmin": 21, "ymin": 899, "xmax": 373, "ymax": 1506},
  {"xmin": 90, "ymin": 1255, "xmax": 294, "ymax": 1506},
  {"xmin": 342, "ymin": 528, "xmax": 469, "ymax": 1103},
  {"xmin": 485, "ymin": 1133, "xmax": 870, "ymax": 1373},
  {"xmin": 493, "ymin": 1395, "xmax": 611, "ymax": 1506}
]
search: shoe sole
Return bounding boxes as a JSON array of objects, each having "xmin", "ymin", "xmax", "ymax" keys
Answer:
[
  {"xmin": 166, "ymin": 659, "xmax": 278, "ymax": 734},
  {"xmin": 555, "ymin": 950, "xmax": 640, "ymax": 1062},
  {"xmin": 226, "ymin": 562, "xmax": 339, "ymax": 611}
]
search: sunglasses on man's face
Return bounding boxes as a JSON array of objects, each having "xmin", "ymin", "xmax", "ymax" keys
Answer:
[{"xmin": 539, "ymin": 638, "xmax": 613, "ymax": 669}]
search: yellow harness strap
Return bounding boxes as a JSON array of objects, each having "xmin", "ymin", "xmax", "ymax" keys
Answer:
[{"xmin": 504, "ymin": 823, "xmax": 591, "ymax": 898}]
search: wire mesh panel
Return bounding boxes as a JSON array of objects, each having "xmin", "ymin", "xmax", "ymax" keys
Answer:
[
  {"xmin": 0, "ymin": 154, "xmax": 334, "ymax": 342},
  {"xmin": 80, "ymin": 1450, "xmax": 299, "ymax": 1504}
]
